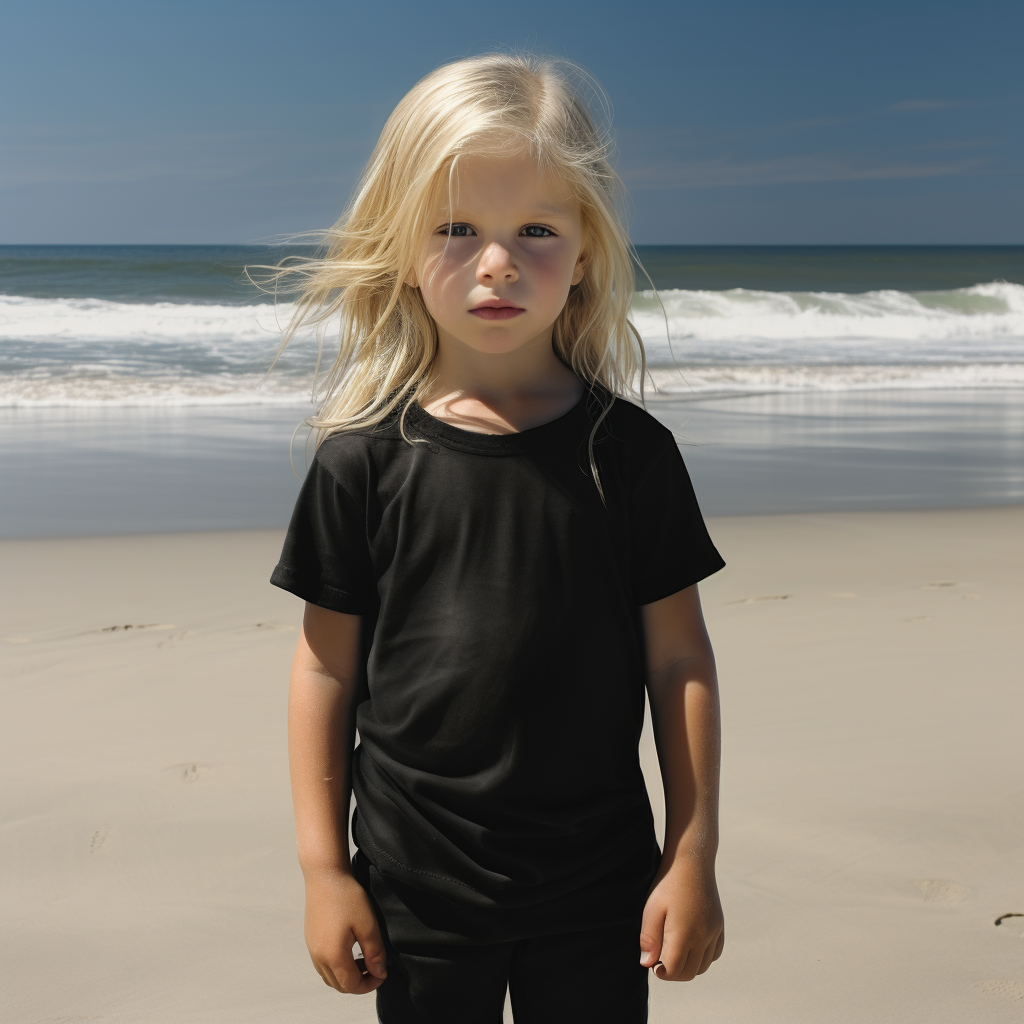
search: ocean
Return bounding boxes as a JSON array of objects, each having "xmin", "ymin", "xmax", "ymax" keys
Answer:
[{"xmin": 2, "ymin": 244, "xmax": 1023, "ymax": 536}]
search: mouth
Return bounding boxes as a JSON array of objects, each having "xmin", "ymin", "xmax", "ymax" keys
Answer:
[{"xmin": 469, "ymin": 302, "xmax": 525, "ymax": 321}]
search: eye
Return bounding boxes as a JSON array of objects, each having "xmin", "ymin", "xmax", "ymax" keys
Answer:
[
  {"xmin": 521, "ymin": 224, "xmax": 556, "ymax": 238},
  {"xmin": 437, "ymin": 222, "xmax": 475, "ymax": 237}
]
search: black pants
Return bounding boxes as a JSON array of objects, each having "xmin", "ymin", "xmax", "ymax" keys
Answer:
[{"xmin": 353, "ymin": 853, "xmax": 649, "ymax": 1024}]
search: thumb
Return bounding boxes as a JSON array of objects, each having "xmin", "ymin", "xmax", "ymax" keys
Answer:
[
  {"xmin": 639, "ymin": 899, "xmax": 665, "ymax": 969},
  {"xmin": 354, "ymin": 921, "xmax": 388, "ymax": 980}
]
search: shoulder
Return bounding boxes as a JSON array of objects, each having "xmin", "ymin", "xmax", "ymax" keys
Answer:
[
  {"xmin": 311, "ymin": 416, "xmax": 408, "ymax": 483},
  {"xmin": 598, "ymin": 396, "xmax": 676, "ymax": 452},
  {"xmin": 589, "ymin": 395, "xmax": 688, "ymax": 503}
]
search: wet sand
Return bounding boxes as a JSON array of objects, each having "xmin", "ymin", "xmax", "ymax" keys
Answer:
[{"xmin": 3, "ymin": 387, "xmax": 1023, "ymax": 539}]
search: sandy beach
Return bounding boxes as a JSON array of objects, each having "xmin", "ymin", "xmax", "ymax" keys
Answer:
[{"xmin": 2, "ymin": 506, "xmax": 1023, "ymax": 1023}]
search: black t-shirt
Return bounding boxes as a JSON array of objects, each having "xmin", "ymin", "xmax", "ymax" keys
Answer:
[{"xmin": 270, "ymin": 387, "xmax": 724, "ymax": 941}]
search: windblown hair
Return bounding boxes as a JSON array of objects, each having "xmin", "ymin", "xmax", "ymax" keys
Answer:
[{"xmin": 252, "ymin": 52, "xmax": 650, "ymax": 493}]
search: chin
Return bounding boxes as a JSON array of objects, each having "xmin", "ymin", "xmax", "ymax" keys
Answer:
[
  {"xmin": 468, "ymin": 339, "xmax": 532, "ymax": 355},
  {"xmin": 455, "ymin": 328, "xmax": 534, "ymax": 354}
]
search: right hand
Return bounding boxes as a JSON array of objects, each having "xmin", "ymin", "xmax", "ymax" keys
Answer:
[{"xmin": 303, "ymin": 867, "xmax": 387, "ymax": 994}]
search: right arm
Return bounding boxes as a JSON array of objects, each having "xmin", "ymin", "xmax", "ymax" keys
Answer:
[{"xmin": 288, "ymin": 602, "xmax": 386, "ymax": 994}]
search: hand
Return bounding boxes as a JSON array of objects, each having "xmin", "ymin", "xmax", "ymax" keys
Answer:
[
  {"xmin": 639, "ymin": 854, "xmax": 725, "ymax": 981},
  {"xmin": 303, "ymin": 867, "xmax": 388, "ymax": 994}
]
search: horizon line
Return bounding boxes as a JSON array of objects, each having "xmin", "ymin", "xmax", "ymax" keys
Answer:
[{"xmin": 2, "ymin": 241, "xmax": 1023, "ymax": 248}]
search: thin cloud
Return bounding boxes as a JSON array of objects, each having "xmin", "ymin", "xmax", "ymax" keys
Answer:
[
  {"xmin": 0, "ymin": 122, "xmax": 374, "ymax": 190},
  {"xmin": 621, "ymin": 154, "xmax": 989, "ymax": 190},
  {"xmin": 0, "ymin": 127, "xmax": 270, "ymax": 187},
  {"xmin": 910, "ymin": 137, "xmax": 997, "ymax": 153},
  {"xmin": 0, "ymin": 159, "xmax": 253, "ymax": 188},
  {"xmin": 889, "ymin": 98, "xmax": 973, "ymax": 113},
  {"xmin": 622, "ymin": 95, "xmax": 985, "ymax": 153}
]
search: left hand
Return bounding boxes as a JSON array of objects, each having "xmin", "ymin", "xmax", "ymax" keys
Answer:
[{"xmin": 639, "ymin": 854, "xmax": 725, "ymax": 981}]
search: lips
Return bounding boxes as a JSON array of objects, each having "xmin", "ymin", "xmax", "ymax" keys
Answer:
[{"xmin": 469, "ymin": 302, "xmax": 524, "ymax": 321}]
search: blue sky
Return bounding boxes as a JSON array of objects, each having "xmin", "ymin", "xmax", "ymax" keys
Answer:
[{"xmin": 1, "ymin": 0, "xmax": 1021, "ymax": 244}]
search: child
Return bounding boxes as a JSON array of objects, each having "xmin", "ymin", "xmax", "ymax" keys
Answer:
[{"xmin": 267, "ymin": 52, "xmax": 725, "ymax": 1023}]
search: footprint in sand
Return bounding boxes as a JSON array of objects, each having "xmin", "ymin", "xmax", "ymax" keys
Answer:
[
  {"xmin": 158, "ymin": 630, "xmax": 193, "ymax": 649},
  {"xmin": 89, "ymin": 826, "xmax": 115, "ymax": 854},
  {"xmin": 974, "ymin": 979, "xmax": 1024, "ymax": 1003},
  {"xmin": 921, "ymin": 581, "xmax": 956, "ymax": 589},
  {"xmin": 726, "ymin": 594, "xmax": 792, "ymax": 605},
  {"xmin": 914, "ymin": 879, "xmax": 968, "ymax": 904},
  {"xmin": 3, "ymin": 624, "xmax": 175, "ymax": 644},
  {"xmin": 97, "ymin": 623, "xmax": 175, "ymax": 634},
  {"xmin": 163, "ymin": 762, "xmax": 211, "ymax": 784},
  {"xmin": 905, "ymin": 616, "xmax": 931, "ymax": 623},
  {"xmin": 253, "ymin": 621, "xmax": 295, "ymax": 631}
]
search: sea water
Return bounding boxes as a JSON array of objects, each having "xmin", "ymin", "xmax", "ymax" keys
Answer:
[{"xmin": 1, "ymin": 245, "xmax": 1023, "ymax": 535}]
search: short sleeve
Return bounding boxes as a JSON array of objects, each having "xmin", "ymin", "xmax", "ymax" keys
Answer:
[
  {"xmin": 629, "ymin": 432, "xmax": 725, "ymax": 606},
  {"xmin": 269, "ymin": 443, "xmax": 373, "ymax": 614}
]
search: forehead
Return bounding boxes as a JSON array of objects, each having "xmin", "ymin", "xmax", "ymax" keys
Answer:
[{"xmin": 435, "ymin": 152, "xmax": 577, "ymax": 215}]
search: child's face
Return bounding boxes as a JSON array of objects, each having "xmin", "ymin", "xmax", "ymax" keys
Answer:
[{"xmin": 410, "ymin": 151, "xmax": 586, "ymax": 358}]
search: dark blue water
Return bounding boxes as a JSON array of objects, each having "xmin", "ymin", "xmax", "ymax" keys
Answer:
[{"xmin": 3, "ymin": 244, "xmax": 1023, "ymax": 302}]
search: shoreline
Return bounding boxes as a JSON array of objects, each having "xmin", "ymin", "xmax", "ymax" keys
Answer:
[{"xmin": 3, "ymin": 386, "xmax": 1024, "ymax": 537}]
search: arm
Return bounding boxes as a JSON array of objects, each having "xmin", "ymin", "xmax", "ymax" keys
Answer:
[
  {"xmin": 639, "ymin": 583, "xmax": 725, "ymax": 981},
  {"xmin": 288, "ymin": 602, "xmax": 386, "ymax": 994}
]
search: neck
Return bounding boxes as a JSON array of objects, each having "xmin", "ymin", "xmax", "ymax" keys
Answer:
[
  {"xmin": 424, "ymin": 326, "xmax": 577, "ymax": 404},
  {"xmin": 418, "ymin": 325, "xmax": 584, "ymax": 434}
]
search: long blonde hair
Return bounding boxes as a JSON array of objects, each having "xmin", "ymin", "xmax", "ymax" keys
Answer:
[{"xmin": 253, "ymin": 52, "xmax": 649, "ymax": 490}]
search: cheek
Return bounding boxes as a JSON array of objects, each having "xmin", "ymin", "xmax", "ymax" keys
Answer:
[
  {"xmin": 417, "ymin": 253, "xmax": 473, "ymax": 321},
  {"xmin": 525, "ymin": 244, "xmax": 579, "ymax": 295},
  {"xmin": 418, "ymin": 251, "xmax": 469, "ymax": 309}
]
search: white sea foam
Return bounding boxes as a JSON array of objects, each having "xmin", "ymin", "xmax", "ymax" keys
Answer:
[
  {"xmin": 2, "ymin": 283, "xmax": 1023, "ymax": 405},
  {"xmin": 633, "ymin": 281, "xmax": 1024, "ymax": 365},
  {"xmin": 0, "ymin": 294, "xmax": 308, "ymax": 354},
  {"xmin": 0, "ymin": 376, "xmax": 315, "ymax": 408},
  {"xmin": 645, "ymin": 362, "xmax": 1024, "ymax": 395}
]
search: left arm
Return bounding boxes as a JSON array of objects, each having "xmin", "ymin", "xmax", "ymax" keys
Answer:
[{"xmin": 639, "ymin": 583, "xmax": 725, "ymax": 981}]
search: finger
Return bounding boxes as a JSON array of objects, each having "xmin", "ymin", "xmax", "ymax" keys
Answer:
[
  {"xmin": 639, "ymin": 904, "xmax": 666, "ymax": 969},
  {"xmin": 713, "ymin": 929, "xmax": 725, "ymax": 962},
  {"xmin": 675, "ymin": 942, "xmax": 700, "ymax": 983},
  {"xmin": 651, "ymin": 917, "xmax": 689, "ymax": 979},
  {"xmin": 696, "ymin": 936, "xmax": 718, "ymax": 975},
  {"xmin": 354, "ymin": 923, "xmax": 388, "ymax": 980},
  {"xmin": 326, "ymin": 947, "xmax": 379, "ymax": 995},
  {"xmin": 653, "ymin": 953, "xmax": 679, "ymax": 981},
  {"xmin": 311, "ymin": 955, "xmax": 342, "ymax": 992},
  {"xmin": 352, "ymin": 957, "xmax": 386, "ymax": 992},
  {"xmin": 655, "ymin": 942, "xmax": 699, "ymax": 982},
  {"xmin": 681, "ymin": 944, "xmax": 704, "ymax": 981}
]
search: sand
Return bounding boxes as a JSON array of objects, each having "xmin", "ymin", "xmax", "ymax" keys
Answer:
[{"xmin": 2, "ymin": 507, "xmax": 1022, "ymax": 1023}]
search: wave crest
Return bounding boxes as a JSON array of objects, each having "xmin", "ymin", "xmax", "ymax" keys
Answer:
[{"xmin": 2, "ymin": 282, "xmax": 1023, "ymax": 405}]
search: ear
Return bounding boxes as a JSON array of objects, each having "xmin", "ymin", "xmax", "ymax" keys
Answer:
[
  {"xmin": 570, "ymin": 251, "xmax": 587, "ymax": 287},
  {"xmin": 404, "ymin": 266, "xmax": 419, "ymax": 288}
]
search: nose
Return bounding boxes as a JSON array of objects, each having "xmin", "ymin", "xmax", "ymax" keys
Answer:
[{"xmin": 476, "ymin": 241, "xmax": 518, "ymax": 285}]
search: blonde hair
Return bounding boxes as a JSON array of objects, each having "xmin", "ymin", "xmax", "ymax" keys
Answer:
[{"xmin": 253, "ymin": 52, "xmax": 649, "ymax": 493}]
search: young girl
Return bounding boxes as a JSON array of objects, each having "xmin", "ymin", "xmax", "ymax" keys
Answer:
[{"xmin": 267, "ymin": 52, "xmax": 725, "ymax": 1023}]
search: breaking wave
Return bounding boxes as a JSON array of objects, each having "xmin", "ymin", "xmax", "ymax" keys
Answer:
[{"xmin": 2, "ymin": 282, "xmax": 1023, "ymax": 405}]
